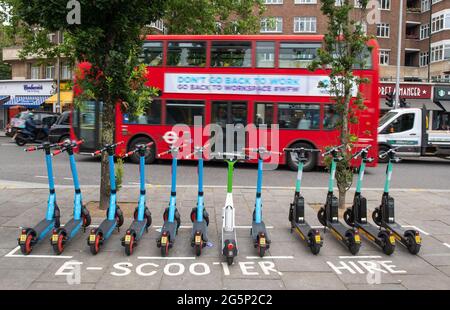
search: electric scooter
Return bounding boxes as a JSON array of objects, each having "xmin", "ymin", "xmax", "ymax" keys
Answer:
[
  {"xmin": 213, "ymin": 152, "xmax": 247, "ymax": 265},
  {"xmin": 156, "ymin": 145, "xmax": 182, "ymax": 256},
  {"xmin": 372, "ymin": 148, "xmax": 421, "ymax": 254},
  {"xmin": 50, "ymin": 139, "xmax": 91, "ymax": 254},
  {"xmin": 343, "ymin": 146, "xmax": 396, "ymax": 255},
  {"xmin": 284, "ymin": 147, "xmax": 323, "ymax": 255},
  {"xmin": 245, "ymin": 147, "xmax": 278, "ymax": 257},
  {"xmin": 120, "ymin": 142, "xmax": 154, "ymax": 256},
  {"xmin": 187, "ymin": 145, "xmax": 210, "ymax": 256},
  {"xmin": 317, "ymin": 145, "xmax": 361, "ymax": 255},
  {"xmin": 88, "ymin": 142, "xmax": 125, "ymax": 255},
  {"xmin": 18, "ymin": 142, "xmax": 62, "ymax": 254}
]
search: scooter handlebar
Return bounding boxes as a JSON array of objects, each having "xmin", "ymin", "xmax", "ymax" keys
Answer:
[
  {"xmin": 283, "ymin": 147, "xmax": 320, "ymax": 153},
  {"xmin": 210, "ymin": 152, "xmax": 249, "ymax": 161},
  {"xmin": 24, "ymin": 141, "xmax": 65, "ymax": 152},
  {"xmin": 121, "ymin": 141, "xmax": 154, "ymax": 158},
  {"xmin": 51, "ymin": 140, "xmax": 84, "ymax": 157},
  {"xmin": 352, "ymin": 145, "xmax": 372, "ymax": 159},
  {"xmin": 157, "ymin": 143, "xmax": 187, "ymax": 158},
  {"xmin": 91, "ymin": 141, "xmax": 124, "ymax": 156},
  {"xmin": 322, "ymin": 144, "xmax": 344, "ymax": 157},
  {"xmin": 379, "ymin": 147, "xmax": 399, "ymax": 159},
  {"xmin": 243, "ymin": 147, "xmax": 282, "ymax": 156}
]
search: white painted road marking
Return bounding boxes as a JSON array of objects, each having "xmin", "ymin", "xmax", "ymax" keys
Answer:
[
  {"xmin": 137, "ymin": 256, "xmax": 196, "ymax": 260},
  {"xmin": 86, "ymin": 267, "xmax": 103, "ymax": 270},
  {"xmin": 443, "ymin": 243, "xmax": 450, "ymax": 249},
  {"xmin": 246, "ymin": 256, "xmax": 294, "ymax": 259},
  {"xmin": 338, "ymin": 255, "xmax": 382, "ymax": 259},
  {"xmin": 403, "ymin": 225, "xmax": 430, "ymax": 236},
  {"xmin": 4, "ymin": 246, "xmax": 73, "ymax": 259}
]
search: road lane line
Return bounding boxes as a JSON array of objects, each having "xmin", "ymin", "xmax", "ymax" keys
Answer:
[
  {"xmin": 246, "ymin": 256, "xmax": 294, "ymax": 259},
  {"xmin": 338, "ymin": 255, "xmax": 382, "ymax": 259},
  {"xmin": 443, "ymin": 243, "xmax": 450, "ymax": 249},
  {"xmin": 4, "ymin": 246, "xmax": 73, "ymax": 259}
]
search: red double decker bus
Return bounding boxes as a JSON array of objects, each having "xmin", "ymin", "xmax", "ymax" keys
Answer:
[{"xmin": 71, "ymin": 35, "xmax": 379, "ymax": 170}]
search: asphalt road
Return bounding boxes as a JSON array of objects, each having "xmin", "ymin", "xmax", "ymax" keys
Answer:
[{"xmin": 1, "ymin": 136, "xmax": 449, "ymax": 189}]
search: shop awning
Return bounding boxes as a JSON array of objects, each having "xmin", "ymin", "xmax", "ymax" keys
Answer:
[
  {"xmin": 45, "ymin": 91, "xmax": 73, "ymax": 105},
  {"xmin": 0, "ymin": 95, "xmax": 9, "ymax": 102},
  {"xmin": 2, "ymin": 95, "xmax": 49, "ymax": 108},
  {"xmin": 434, "ymin": 100, "xmax": 450, "ymax": 112}
]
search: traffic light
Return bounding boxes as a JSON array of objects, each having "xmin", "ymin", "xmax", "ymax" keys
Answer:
[
  {"xmin": 385, "ymin": 92, "xmax": 394, "ymax": 107},
  {"xmin": 399, "ymin": 97, "xmax": 409, "ymax": 108}
]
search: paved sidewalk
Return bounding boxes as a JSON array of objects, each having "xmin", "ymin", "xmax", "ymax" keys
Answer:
[{"xmin": 0, "ymin": 184, "xmax": 449, "ymax": 290}]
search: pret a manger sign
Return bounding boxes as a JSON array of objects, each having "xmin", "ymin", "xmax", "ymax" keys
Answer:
[{"xmin": 164, "ymin": 73, "xmax": 356, "ymax": 97}]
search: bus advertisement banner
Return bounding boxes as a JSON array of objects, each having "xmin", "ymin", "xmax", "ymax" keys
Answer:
[{"xmin": 164, "ymin": 73, "xmax": 357, "ymax": 97}]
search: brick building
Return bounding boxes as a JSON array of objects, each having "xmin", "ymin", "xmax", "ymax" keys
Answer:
[{"xmin": 261, "ymin": 0, "xmax": 450, "ymax": 83}]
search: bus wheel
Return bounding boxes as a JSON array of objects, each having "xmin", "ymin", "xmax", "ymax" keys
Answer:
[
  {"xmin": 128, "ymin": 137, "xmax": 155, "ymax": 164},
  {"xmin": 286, "ymin": 142, "xmax": 317, "ymax": 172}
]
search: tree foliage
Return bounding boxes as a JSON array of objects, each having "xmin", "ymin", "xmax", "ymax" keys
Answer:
[
  {"xmin": 164, "ymin": 0, "xmax": 265, "ymax": 34},
  {"xmin": 309, "ymin": 0, "xmax": 371, "ymax": 208}
]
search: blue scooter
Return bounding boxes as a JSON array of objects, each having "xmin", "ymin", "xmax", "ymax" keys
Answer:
[
  {"xmin": 18, "ymin": 142, "xmax": 62, "ymax": 254},
  {"xmin": 187, "ymin": 145, "xmax": 210, "ymax": 256},
  {"xmin": 88, "ymin": 142, "xmax": 125, "ymax": 255},
  {"xmin": 50, "ymin": 139, "xmax": 91, "ymax": 254},
  {"xmin": 120, "ymin": 142, "xmax": 153, "ymax": 256},
  {"xmin": 157, "ymin": 145, "xmax": 182, "ymax": 256},
  {"xmin": 246, "ymin": 147, "xmax": 279, "ymax": 257}
]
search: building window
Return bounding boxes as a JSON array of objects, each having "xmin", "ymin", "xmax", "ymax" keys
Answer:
[
  {"xmin": 421, "ymin": 0, "xmax": 430, "ymax": 12},
  {"xmin": 356, "ymin": 21, "xmax": 367, "ymax": 34},
  {"xmin": 294, "ymin": 17, "xmax": 317, "ymax": 33},
  {"xmin": 379, "ymin": 50, "xmax": 390, "ymax": 65},
  {"xmin": 264, "ymin": 0, "xmax": 283, "ymax": 3},
  {"xmin": 420, "ymin": 24, "xmax": 429, "ymax": 40},
  {"xmin": 30, "ymin": 65, "xmax": 40, "ymax": 79},
  {"xmin": 45, "ymin": 65, "xmax": 55, "ymax": 79},
  {"xmin": 379, "ymin": 0, "xmax": 391, "ymax": 10},
  {"xmin": 335, "ymin": 0, "xmax": 343, "ymax": 5},
  {"xmin": 295, "ymin": 0, "xmax": 317, "ymax": 3},
  {"xmin": 376, "ymin": 23, "xmax": 390, "ymax": 38},
  {"xmin": 61, "ymin": 64, "xmax": 72, "ymax": 80},
  {"xmin": 354, "ymin": 0, "xmax": 362, "ymax": 8},
  {"xmin": 431, "ymin": 44, "xmax": 443, "ymax": 62},
  {"xmin": 419, "ymin": 51, "xmax": 429, "ymax": 67},
  {"xmin": 431, "ymin": 14, "xmax": 444, "ymax": 33},
  {"xmin": 260, "ymin": 17, "xmax": 283, "ymax": 33}
]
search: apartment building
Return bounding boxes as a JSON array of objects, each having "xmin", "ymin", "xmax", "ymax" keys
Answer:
[{"xmin": 261, "ymin": 0, "xmax": 450, "ymax": 83}]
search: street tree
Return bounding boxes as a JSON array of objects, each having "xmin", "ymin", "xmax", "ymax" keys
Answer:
[
  {"xmin": 163, "ymin": 0, "xmax": 265, "ymax": 34},
  {"xmin": 309, "ymin": 0, "xmax": 371, "ymax": 208},
  {"xmin": 10, "ymin": 0, "xmax": 165, "ymax": 209}
]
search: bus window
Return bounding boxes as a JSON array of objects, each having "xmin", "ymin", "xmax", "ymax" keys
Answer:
[
  {"xmin": 123, "ymin": 100, "xmax": 161, "ymax": 125},
  {"xmin": 256, "ymin": 42, "xmax": 275, "ymax": 68},
  {"xmin": 140, "ymin": 41, "xmax": 163, "ymax": 66},
  {"xmin": 279, "ymin": 43, "xmax": 321, "ymax": 68},
  {"xmin": 255, "ymin": 103, "xmax": 274, "ymax": 128},
  {"xmin": 211, "ymin": 41, "xmax": 252, "ymax": 67},
  {"xmin": 167, "ymin": 42, "xmax": 206, "ymax": 67},
  {"xmin": 278, "ymin": 104, "xmax": 320, "ymax": 130},
  {"xmin": 166, "ymin": 100, "xmax": 204, "ymax": 125},
  {"xmin": 353, "ymin": 46, "xmax": 372, "ymax": 69},
  {"xmin": 323, "ymin": 105, "xmax": 339, "ymax": 130}
]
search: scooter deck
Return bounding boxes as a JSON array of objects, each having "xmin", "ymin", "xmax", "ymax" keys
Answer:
[
  {"xmin": 222, "ymin": 230, "xmax": 237, "ymax": 244},
  {"xmin": 192, "ymin": 221, "xmax": 208, "ymax": 241},
  {"xmin": 59, "ymin": 218, "xmax": 83, "ymax": 239},
  {"xmin": 128, "ymin": 220, "xmax": 147, "ymax": 240},
  {"xmin": 327, "ymin": 221, "xmax": 351, "ymax": 241},
  {"xmin": 292, "ymin": 221, "xmax": 314, "ymax": 241},
  {"xmin": 251, "ymin": 221, "xmax": 270, "ymax": 242},
  {"xmin": 355, "ymin": 222, "xmax": 384, "ymax": 245},
  {"xmin": 161, "ymin": 221, "xmax": 178, "ymax": 240},
  {"xmin": 97, "ymin": 219, "xmax": 117, "ymax": 239},
  {"xmin": 32, "ymin": 218, "xmax": 55, "ymax": 241}
]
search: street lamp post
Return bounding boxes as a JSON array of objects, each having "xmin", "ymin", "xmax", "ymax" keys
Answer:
[{"xmin": 394, "ymin": 0, "xmax": 404, "ymax": 109}]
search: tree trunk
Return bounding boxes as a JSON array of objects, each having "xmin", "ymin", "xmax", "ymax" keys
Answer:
[
  {"xmin": 99, "ymin": 100, "xmax": 115, "ymax": 210},
  {"xmin": 338, "ymin": 186, "xmax": 347, "ymax": 210}
]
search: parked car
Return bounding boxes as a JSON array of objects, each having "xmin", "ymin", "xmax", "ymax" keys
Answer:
[
  {"xmin": 7, "ymin": 111, "xmax": 59, "ymax": 137},
  {"xmin": 49, "ymin": 111, "xmax": 71, "ymax": 143}
]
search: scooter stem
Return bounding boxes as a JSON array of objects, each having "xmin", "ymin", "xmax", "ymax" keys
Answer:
[
  {"xmin": 168, "ymin": 153, "xmax": 178, "ymax": 223},
  {"xmin": 255, "ymin": 157, "xmax": 264, "ymax": 224},
  {"xmin": 356, "ymin": 160, "xmax": 366, "ymax": 194},
  {"xmin": 328, "ymin": 159, "xmax": 337, "ymax": 193},
  {"xmin": 384, "ymin": 160, "xmax": 393, "ymax": 194},
  {"xmin": 44, "ymin": 147, "xmax": 56, "ymax": 221},
  {"xmin": 296, "ymin": 161, "xmax": 304, "ymax": 194},
  {"xmin": 226, "ymin": 160, "xmax": 236, "ymax": 194}
]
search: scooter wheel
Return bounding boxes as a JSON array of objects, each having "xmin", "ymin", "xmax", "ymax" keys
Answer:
[
  {"xmin": 309, "ymin": 233, "xmax": 321, "ymax": 255},
  {"xmin": 115, "ymin": 207, "xmax": 124, "ymax": 228},
  {"xmin": 288, "ymin": 204, "xmax": 294, "ymax": 222},
  {"xmin": 52, "ymin": 232, "xmax": 65, "ymax": 255},
  {"xmin": 379, "ymin": 231, "xmax": 395, "ymax": 255},
  {"xmin": 82, "ymin": 212, "xmax": 91, "ymax": 227},
  {"xmin": 175, "ymin": 209, "xmax": 181, "ymax": 230},
  {"xmin": 346, "ymin": 231, "xmax": 361, "ymax": 255},
  {"xmin": 317, "ymin": 207, "xmax": 326, "ymax": 227},
  {"xmin": 372, "ymin": 208, "xmax": 382, "ymax": 226},
  {"xmin": 161, "ymin": 241, "xmax": 170, "ymax": 257},
  {"xmin": 406, "ymin": 234, "xmax": 421, "ymax": 255},
  {"xmin": 54, "ymin": 205, "xmax": 61, "ymax": 228},
  {"xmin": 90, "ymin": 235, "xmax": 101, "ymax": 255},
  {"xmin": 124, "ymin": 235, "xmax": 135, "ymax": 256},
  {"xmin": 343, "ymin": 208, "xmax": 355, "ymax": 227},
  {"xmin": 194, "ymin": 241, "xmax": 203, "ymax": 257},
  {"xmin": 20, "ymin": 234, "xmax": 33, "ymax": 255},
  {"xmin": 226, "ymin": 256, "xmax": 234, "ymax": 266}
]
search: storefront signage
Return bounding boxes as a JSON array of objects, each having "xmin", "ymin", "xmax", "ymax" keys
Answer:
[
  {"xmin": 0, "ymin": 79, "xmax": 53, "ymax": 96},
  {"xmin": 164, "ymin": 73, "xmax": 357, "ymax": 97},
  {"xmin": 379, "ymin": 83, "xmax": 432, "ymax": 99},
  {"xmin": 434, "ymin": 85, "xmax": 450, "ymax": 101}
]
